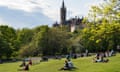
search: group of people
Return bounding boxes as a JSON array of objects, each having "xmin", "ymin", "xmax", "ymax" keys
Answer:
[
  {"xmin": 19, "ymin": 59, "xmax": 32, "ymax": 71},
  {"xmin": 105, "ymin": 50, "xmax": 115, "ymax": 57},
  {"xmin": 17, "ymin": 51, "xmax": 114, "ymax": 71},
  {"xmin": 93, "ymin": 52, "xmax": 109, "ymax": 63},
  {"xmin": 93, "ymin": 50, "xmax": 116, "ymax": 63}
]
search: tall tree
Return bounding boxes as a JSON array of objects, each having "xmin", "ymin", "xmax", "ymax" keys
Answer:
[{"xmin": 0, "ymin": 25, "xmax": 17, "ymax": 58}]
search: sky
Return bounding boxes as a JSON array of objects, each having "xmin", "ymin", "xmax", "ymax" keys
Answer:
[{"xmin": 0, "ymin": 0, "xmax": 103, "ymax": 29}]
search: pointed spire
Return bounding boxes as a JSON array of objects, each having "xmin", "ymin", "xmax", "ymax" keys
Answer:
[{"xmin": 62, "ymin": 0, "xmax": 65, "ymax": 8}]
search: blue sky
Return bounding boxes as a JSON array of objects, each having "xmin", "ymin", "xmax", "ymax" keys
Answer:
[{"xmin": 0, "ymin": 0, "xmax": 103, "ymax": 29}]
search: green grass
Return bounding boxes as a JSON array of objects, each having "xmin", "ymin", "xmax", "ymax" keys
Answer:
[{"xmin": 0, "ymin": 54, "xmax": 120, "ymax": 72}]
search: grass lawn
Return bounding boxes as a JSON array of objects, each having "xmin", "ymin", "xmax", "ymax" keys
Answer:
[{"xmin": 0, "ymin": 53, "xmax": 120, "ymax": 72}]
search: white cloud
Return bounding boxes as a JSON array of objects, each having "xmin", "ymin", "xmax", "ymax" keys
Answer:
[
  {"xmin": 0, "ymin": 0, "xmax": 104, "ymax": 23},
  {"xmin": 0, "ymin": 0, "xmax": 43, "ymax": 12},
  {"xmin": 0, "ymin": 0, "xmax": 59, "ymax": 21}
]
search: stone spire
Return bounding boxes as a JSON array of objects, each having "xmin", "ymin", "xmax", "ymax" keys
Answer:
[{"xmin": 60, "ymin": 0, "xmax": 66, "ymax": 26}]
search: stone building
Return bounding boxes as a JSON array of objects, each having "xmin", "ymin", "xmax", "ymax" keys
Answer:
[{"xmin": 53, "ymin": 0, "xmax": 85, "ymax": 32}]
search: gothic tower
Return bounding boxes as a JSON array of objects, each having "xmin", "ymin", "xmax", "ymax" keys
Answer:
[{"xmin": 60, "ymin": 0, "xmax": 66, "ymax": 26}]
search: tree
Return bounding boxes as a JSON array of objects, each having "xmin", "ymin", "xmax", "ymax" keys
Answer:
[
  {"xmin": 89, "ymin": 0, "xmax": 120, "ymax": 24},
  {"xmin": 80, "ymin": 0, "xmax": 120, "ymax": 52},
  {"xmin": 32, "ymin": 26, "xmax": 71, "ymax": 56},
  {"xmin": 16, "ymin": 28, "xmax": 34, "ymax": 57},
  {"xmin": 0, "ymin": 25, "xmax": 17, "ymax": 58}
]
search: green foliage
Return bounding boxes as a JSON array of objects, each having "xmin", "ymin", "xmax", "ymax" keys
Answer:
[
  {"xmin": 79, "ymin": 23, "xmax": 120, "ymax": 52},
  {"xmin": 80, "ymin": 0, "xmax": 120, "ymax": 52},
  {"xmin": 89, "ymin": 0, "xmax": 120, "ymax": 24},
  {"xmin": 18, "ymin": 25, "xmax": 72, "ymax": 57},
  {"xmin": 0, "ymin": 0, "xmax": 119, "ymax": 58},
  {"xmin": 0, "ymin": 25, "xmax": 17, "ymax": 58},
  {"xmin": 17, "ymin": 28, "xmax": 34, "ymax": 46}
]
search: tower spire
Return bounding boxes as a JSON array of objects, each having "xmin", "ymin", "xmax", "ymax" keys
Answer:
[
  {"xmin": 60, "ymin": 0, "xmax": 66, "ymax": 25},
  {"xmin": 62, "ymin": 0, "xmax": 65, "ymax": 8}
]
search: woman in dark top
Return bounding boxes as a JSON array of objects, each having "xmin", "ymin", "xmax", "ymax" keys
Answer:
[
  {"xmin": 24, "ymin": 64, "xmax": 29, "ymax": 71},
  {"xmin": 59, "ymin": 60, "xmax": 70, "ymax": 70},
  {"xmin": 18, "ymin": 64, "xmax": 29, "ymax": 71}
]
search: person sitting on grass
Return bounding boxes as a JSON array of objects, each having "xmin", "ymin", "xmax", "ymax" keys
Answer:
[
  {"xmin": 18, "ymin": 64, "xmax": 29, "ymax": 71},
  {"xmin": 19, "ymin": 60, "xmax": 26, "ymax": 67},
  {"xmin": 59, "ymin": 60, "xmax": 70, "ymax": 70},
  {"xmin": 68, "ymin": 59, "xmax": 74, "ymax": 68},
  {"xmin": 24, "ymin": 64, "xmax": 29, "ymax": 71},
  {"xmin": 93, "ymin": 56, "xmax": 101, "ymax": 62},
  {"xmin": 59, "ymin": 59, "xmax": 76, "ymax": 70}
]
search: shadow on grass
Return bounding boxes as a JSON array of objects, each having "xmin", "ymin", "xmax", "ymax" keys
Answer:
[{"xmin": 58, "ymin": 67, "xmax": 79, "ymax": 71}]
